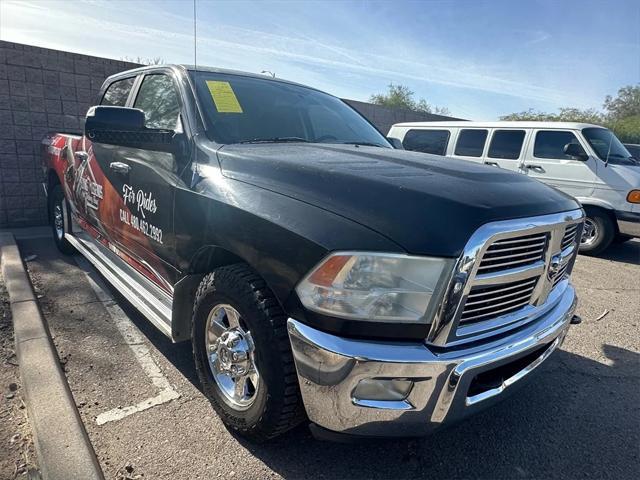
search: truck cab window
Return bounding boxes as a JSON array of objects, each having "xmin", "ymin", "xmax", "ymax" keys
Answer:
[
  {"xmin": 455, "ymin": 129, "xmax": 487, "ymax": 157},
  {"xmin": 134, "ymin": 74, "xmax": 181, "ymax": 130},
  {"xmin": 488, "ymin": 130, "xmax": 525, "ymax": 160},
  {"xmin": 403, "ymin": 130, "xmax": 450, "ymax": 155},
  {"xmin": 534, "ymin": 131, "xmax": 583, "ymax": 160},
  {"xmin": 101, "ymin": 77, "xmax": 135, "ymax": 106}
]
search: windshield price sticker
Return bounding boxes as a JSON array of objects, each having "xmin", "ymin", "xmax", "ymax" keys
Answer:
[{"xmin": 206, "ymin": 80, "xmax": 243, "ymax": 113}]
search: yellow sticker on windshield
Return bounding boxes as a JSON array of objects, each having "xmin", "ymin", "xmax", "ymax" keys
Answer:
[{"xmin": 206, "ymin": 80, "xmax": 243, "ymax": 113}]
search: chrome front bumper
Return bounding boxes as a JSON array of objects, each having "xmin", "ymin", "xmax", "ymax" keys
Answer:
[{"xmin": 287, "ymin": 284, "xmax": 577, "ymax": 437}]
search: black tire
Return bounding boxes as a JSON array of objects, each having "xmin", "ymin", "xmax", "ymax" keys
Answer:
[
  {"xmin": 191, "ymin": 264, "xmax": 305, "ymax": 441},
  {"xmin": 580, "ymin": 209, "xmax": 615, "ymax": 255},
  {"xmin": 49, "ymin": 184, "xmax": 75, "ymax": 255}
]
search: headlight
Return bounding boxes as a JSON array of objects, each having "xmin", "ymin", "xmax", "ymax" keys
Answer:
[{"xmin": 296, "ymin": 252, "xmax": 452, "ymax": 323}]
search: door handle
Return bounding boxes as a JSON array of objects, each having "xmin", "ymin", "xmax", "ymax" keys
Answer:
[
  {"xmin": 525, "ymin": 164, "xmax": 546, "ymax": 173},
  {"xmin": 109, "ymin": 162, "xmax": 131, "ymax": 175},
  {"xmin": 484, "ymin": 161, "xmax": 499, "ymax": 167},
  {"xmin": 74, "ymin": 151, "xmax": 88, "ymax": 162}
]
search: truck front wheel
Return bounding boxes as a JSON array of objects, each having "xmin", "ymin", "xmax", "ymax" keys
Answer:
[{"xmin": 191, "ymin": 264, "xmax": 305, "ymax": 441}]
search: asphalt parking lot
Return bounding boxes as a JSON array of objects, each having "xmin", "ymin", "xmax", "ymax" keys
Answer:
[{"xmin": 13, "ymin": 235, "xmax": 640, "ymax": 479}]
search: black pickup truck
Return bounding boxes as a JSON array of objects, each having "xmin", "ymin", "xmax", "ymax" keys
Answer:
[{"xmin": 42, "ymin": 65, "xmax": 583, "ymax": 441}]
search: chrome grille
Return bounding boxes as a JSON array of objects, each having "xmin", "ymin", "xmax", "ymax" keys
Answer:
[
  {"xmin": 460, "ymin": 277, "xmax": 538, "ymax": 324},
  {"xmin": 561, "ymin": 224, "xmax": 579, "ymax": 251},
  {"xmin": 476, "ymin": 233, "xmax": 548, "ymax": 274},
  {"xmin": 426, "ymin": 209, "xmax": 584, "ymax": 348},
  {"xmin": 552, "ymin": 263, "xmax": 570, "ymax": 287}
]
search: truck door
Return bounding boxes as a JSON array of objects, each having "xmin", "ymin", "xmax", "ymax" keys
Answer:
[
  {"xmin": 69, "ymin": 76, "xmax": 136, "ymax": 237},
  {"xmin": 524, "ymin": 129, "xmax": 595, "ymax": 198},
  {"xmin": 482, "ymin": 129, "xmax": 527, "ymax": 173},
  {"xmin": 96, "ymin": 72, "xmax": 188, "ymax": 293}
]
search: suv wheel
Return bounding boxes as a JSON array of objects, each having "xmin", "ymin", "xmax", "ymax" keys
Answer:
[
  {"xmin": 49, "ymin": 184, "xmax": 75, "ymax": 255},
  {"xmin": 580, "ymin": 210, "xmax": 614, "ymax": 255},
  {"xmin": 192, "ymin": 264, "xmax": 305, "ymax": 441}
]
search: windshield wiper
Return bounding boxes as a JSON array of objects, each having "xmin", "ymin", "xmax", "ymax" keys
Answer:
[
  {"xmin": 237, "ymin": 136, "xmax": 310, "ymax": 144},
  {"xmin": 337, "ymin": 141, "xmax": 386, "ymax": 148}
]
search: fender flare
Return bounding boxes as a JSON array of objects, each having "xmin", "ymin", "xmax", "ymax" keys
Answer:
[
  {"xmin": 170, "ymin": 245, "xmax": 268, "ymax": 342},
  {"xmin": 573, "ymin": 197, "xmax": 616, "ymax": 211}
]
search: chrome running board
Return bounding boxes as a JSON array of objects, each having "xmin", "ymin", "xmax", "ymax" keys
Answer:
[{"xmin": 65, "ymin": 231, "xmax": 174, "ymax": 339}]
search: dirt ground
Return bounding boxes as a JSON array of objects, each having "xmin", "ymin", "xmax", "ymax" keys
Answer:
[{"xmin": 0, "ymin": 271, "xmax": 38, "ymax": 480}]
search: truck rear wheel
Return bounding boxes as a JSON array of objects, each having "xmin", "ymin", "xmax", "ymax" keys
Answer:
[
  {"xmin": 191, "ymin": 264, "xmax": 305, "ymax": 441},
  {"xmin": 49, "ymin": 184, "xmax": 75, "ymax": 255},
  {"xmin": 580, "ymin": 209, "xmax": 614, "ymax": 255}
]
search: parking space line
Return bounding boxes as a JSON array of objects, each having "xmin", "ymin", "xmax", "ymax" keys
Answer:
[{"xmin": 73, "ymin": 256, "xmax": 180, "ymax": 425}]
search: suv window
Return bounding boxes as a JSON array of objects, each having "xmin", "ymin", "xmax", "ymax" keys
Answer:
[
  {"xmin": 133, "ymin": 74, "xmax": 181, "ymax": 130},
  {"xmin": 403, "ymin": 130, "xmax": 450, "ymax": 155},
  {"xmin": 534, "ymin": 131, "xmax": 583, "ymax": 160},
  {"xmin": 101, "ymin": 77, "xmax": 135, "ymax": 106},
  {"xmin": 488, "ymin": 130, "xmax": 525, "ymax": 159},
  {"xmin": 454, "ymin": 129, "xmax": 487, "ymax": 157}
]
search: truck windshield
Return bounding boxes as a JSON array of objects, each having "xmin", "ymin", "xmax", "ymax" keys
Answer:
[
  {"xmin": 191, "ymin": 71, "xmax": 390, "ymax": 147},
  {"xmin": 582, "ymin": 127, "xmax": 638, "ymax": 165}
]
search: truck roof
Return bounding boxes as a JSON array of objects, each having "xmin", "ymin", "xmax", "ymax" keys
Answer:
[
  {"xmin": 105, "ymin": 64, "xmax": 318, "ymax": 92},
  {"xmin": 391, "ymin": 120, "xmax": 606, "ymax": 130}
]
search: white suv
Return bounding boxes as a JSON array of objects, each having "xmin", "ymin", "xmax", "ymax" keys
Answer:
[{"xmin": 389, "ymin": 121, "xmax": 640, "ymax": 254}]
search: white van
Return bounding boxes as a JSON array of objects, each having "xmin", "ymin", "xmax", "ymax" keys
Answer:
[{"xmin": 388, "ymin": 121, "xmax": 640, "ymax": 254}]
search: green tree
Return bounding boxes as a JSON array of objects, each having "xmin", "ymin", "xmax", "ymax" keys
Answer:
[
  {"xmin": 500, "ymin": 84, "xmax": 640, "ymax": 144},
  {"xmin": 370, "ymin": 83, "xmax": 450, "ymax": 116},
  {"xmin": 603, "ymin": 85, "xmax": 640, "ymax": 120},
  {"xmin": 607, "ymin": 115, "xmax": 640, "ymax": 144},
  {"xmin": 121, "ymin": 56, "xmax": 165, "ymax": 65},
  {"xmin": 500, "ymin": 107, "xmax": 603, "ymax": 124}
]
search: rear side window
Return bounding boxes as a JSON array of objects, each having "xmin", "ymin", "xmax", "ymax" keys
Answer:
[
  {"xmin": 133, "ymin": 74, "xmax": 181, "ymax": 130},
  {"xmin": 488, "ymin": 130, "xmax": 525, "ymax": 159},
  {"xmin": 101, "ymin": 77, "xmax": 135, "ymax": 106},
  {"xmin": 454, "ymin": 129, "xmax": 488, "ymax": 157},
  {"xmin": 534, "ymin": 131, "xmax": 583, "ymax": 159},
  {"xmin": 403, "ymin": 130, "xmax": 450, "ymax": 155}
]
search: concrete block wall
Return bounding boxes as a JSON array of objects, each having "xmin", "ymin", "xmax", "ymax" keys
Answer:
[{"xmin": 0, "ymin": 40, "xmax": 140, "ymax": 228}]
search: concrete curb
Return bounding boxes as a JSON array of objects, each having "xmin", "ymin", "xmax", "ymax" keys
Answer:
[{"xmin": 0, "ymin": 233, "xmax": 104, "ymax": 480}]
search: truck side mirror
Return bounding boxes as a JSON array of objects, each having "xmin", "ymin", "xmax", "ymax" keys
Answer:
[
  {"xmin": 563, "ymin": 142, "xmax": 588, "ymax": 161},
  {"xmin": 84, "ymin": 106, "xmax": 176, "ymax": 153},
  {"xmin": 387, "ymin": 137, "xmax": 404, "ymax": 149}
]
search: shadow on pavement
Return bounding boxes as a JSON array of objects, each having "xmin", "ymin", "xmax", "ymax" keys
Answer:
[
  {"xmin": 594, "ymin": 239, "xmax": 640, "ymax": 265},
  {"xmin": 237, "ymin": 345, "xmax": 639, "ymax": 480},
  {"xmin": 129, "ymin": 287, "xmax": 639, "ymax": 479}
]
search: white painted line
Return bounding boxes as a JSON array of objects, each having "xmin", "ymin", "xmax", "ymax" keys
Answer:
[{"xmin": 74, "ymin": 256, "xmax": 180, "ymax": 425}]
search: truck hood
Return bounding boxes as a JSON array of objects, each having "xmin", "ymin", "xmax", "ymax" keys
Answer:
[{"xmin": 216, "ymin": 144, "xmax": 580, "ymax": 257}]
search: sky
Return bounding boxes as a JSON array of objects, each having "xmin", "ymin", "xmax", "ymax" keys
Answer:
[{"xmin": 0, "ymin": 0, "xmax": 638, "ymax": 120}]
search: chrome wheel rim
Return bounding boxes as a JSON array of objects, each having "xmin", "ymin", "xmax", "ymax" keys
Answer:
[
  {"xmin": 205, "ymin": 304, "xmax": 260, "ymax": 410},
  {"xmin": 581, "ymin": 218, "xmax": 598, "ymax": 246},
  {"xmin": 53, "ymin": 202, "xmax": 64, "ymax": 240}
]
